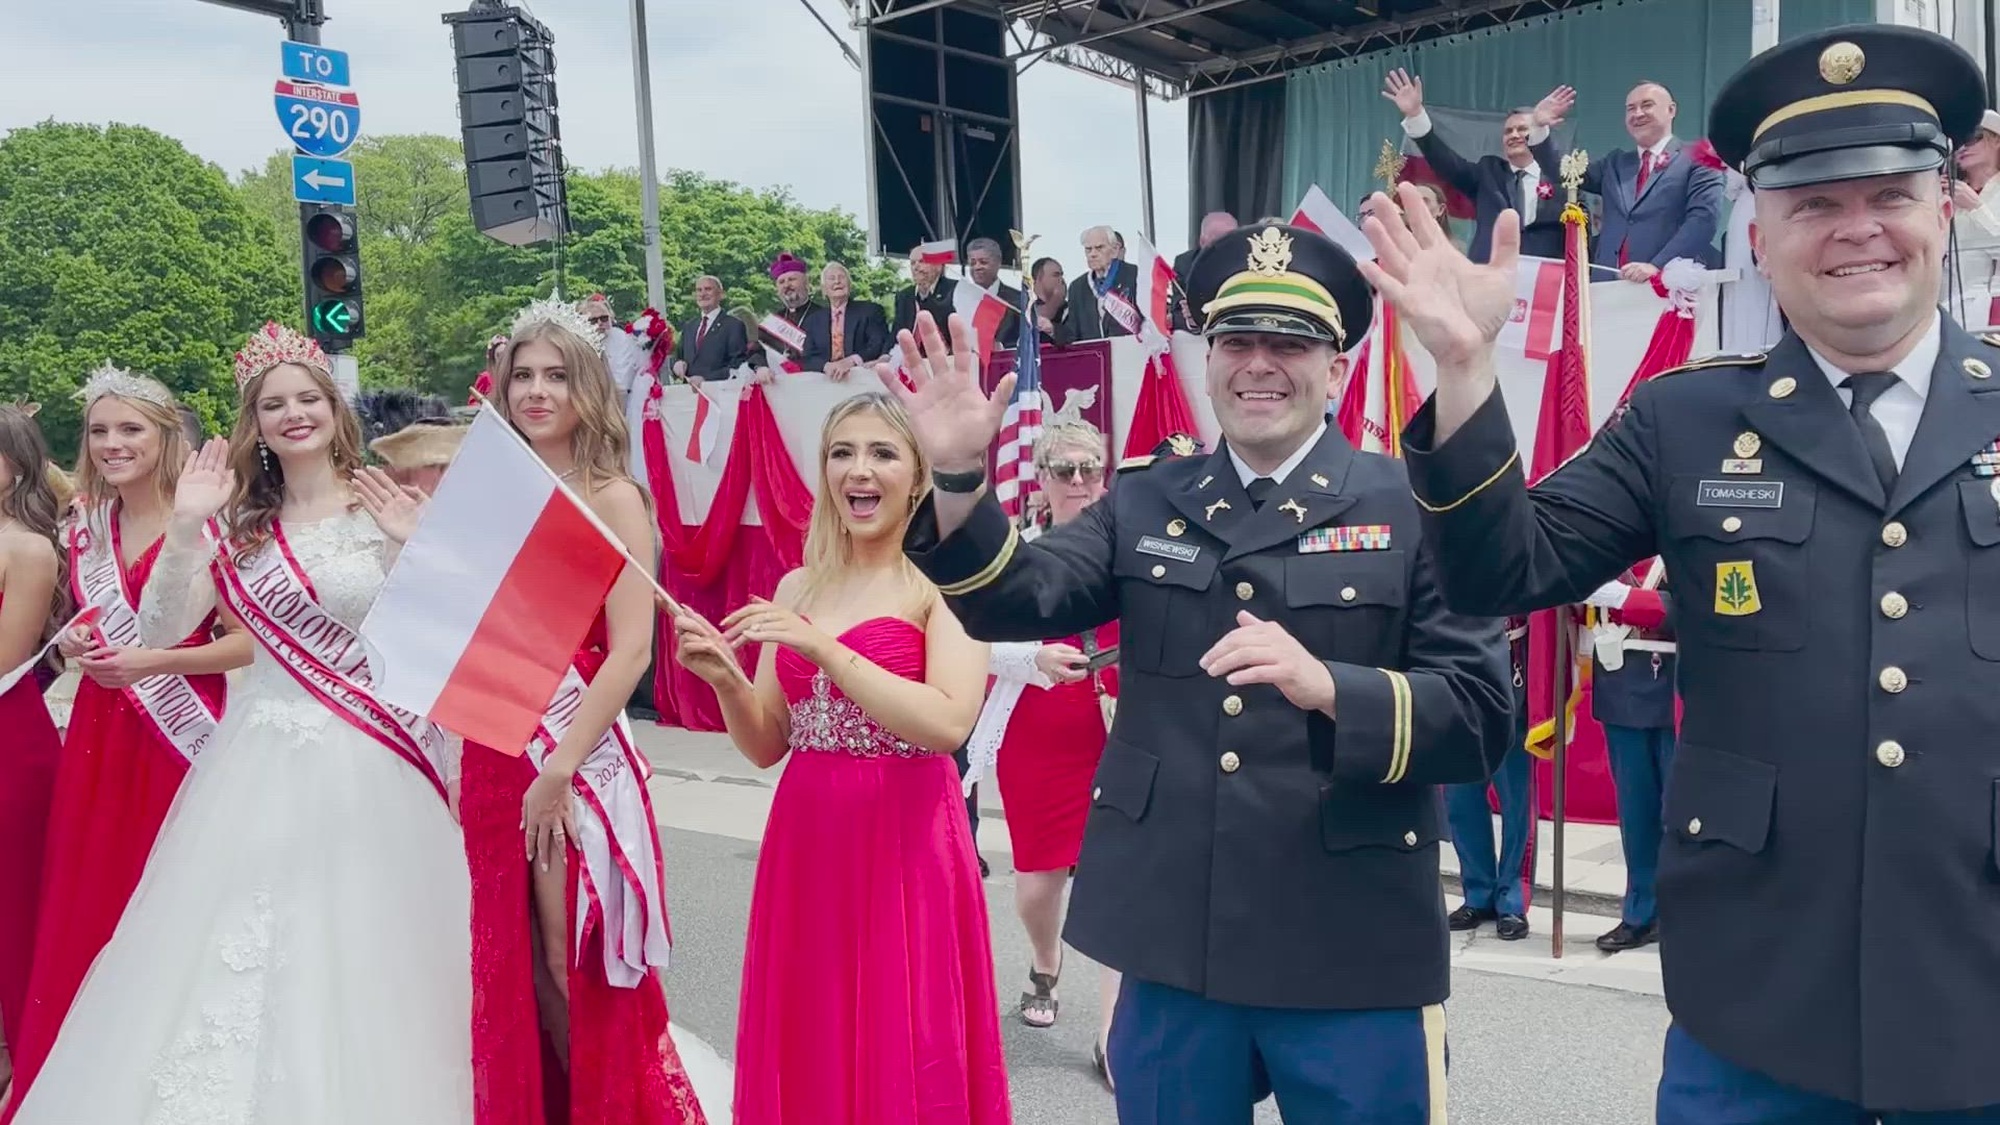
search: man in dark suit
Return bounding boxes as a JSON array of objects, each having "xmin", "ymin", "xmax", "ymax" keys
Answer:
[
  {"xmin": 1028, "ymin": 257, "xmax": 1077, "ymax": 348},
  {"xmin": 671, "ymin": 274, "xmax": 750, "ymax": 384},
  {"xmin": 1068, "ymin": 225, "xmax": 1139, "ymax": 340},
  {"xmin": 1384, "ymin": 68, "xmax": 1574, "ymax": 264},
  {"xmin": 901, "ymin": 221, "xmax": 1512, "ymax": 1122},
  {"xmin": 1570, "ymin": 82, "xmax": 1725, "ymax": 281},
  {"xmin": 893, "ymin": 245, "xmax": 957, "ymax": 335},
  {"xmin": 1372, "ymin": 24, "xmax": 2000, "ymax": 1119},
  {"xmin": 963, "ymin": 236, "xmax": 1024, "ymax": 344},
  {"xmin": 801, "ymin": 260, "xmax": 889, "ymax": 378}
]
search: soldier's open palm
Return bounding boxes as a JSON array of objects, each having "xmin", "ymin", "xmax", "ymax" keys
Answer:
[
  {"xmin": 1358, "ymin": 183, "xmax": 1520, "ymax": 372},
  {"xmin": 884, "ymin": 312, "xmax": 1017, "ymax": 472}
]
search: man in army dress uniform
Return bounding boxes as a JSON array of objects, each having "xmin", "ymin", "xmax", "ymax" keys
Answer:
[
  {"xmin": 1360, "ymin": 23, "xmax": 2000, "ymax": 1120},
  {"xmin": 890, "ymin": 223, "xmax": 1513, "ymax": 1124}
]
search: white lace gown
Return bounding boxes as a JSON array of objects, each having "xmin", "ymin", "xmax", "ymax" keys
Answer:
[{"xmin": 11, "ymin": 512, "xmax": 475, "ymax": 1125}]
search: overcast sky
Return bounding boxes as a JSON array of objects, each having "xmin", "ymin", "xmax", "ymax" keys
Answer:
[{"xmin": 1, "ymin": 0, "xmax": 1193, "ymax": 284}]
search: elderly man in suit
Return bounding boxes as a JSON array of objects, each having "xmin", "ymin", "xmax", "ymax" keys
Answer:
[
  {"xmin": 1569, "ymin": 81, "xmax": 1725, "ymax": 283},
  {"xmin": 1384, "ymin": 69, "xmax": 1575, "ymax": 265},
  {"xmin": 672, "ymin": 274, "xmax": 751, "ymax": 385},
  {"xmin": 893, "ymin": 245, "xmax": 957, "ymax": 335},
  {"xmin": 802, "ymin": 260, "xmax": 889, "ymax": 379},
  {"xmin": 1068, "ymin": 225, "xmax": 1139, "ymax": 341}
]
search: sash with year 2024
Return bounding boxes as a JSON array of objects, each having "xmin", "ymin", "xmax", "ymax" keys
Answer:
[
  {"xmin": 68, "ymin": 515, "xmax": 220, "ymax": 765},
  {"xmin": 212, "ymin": 519, "xmax": 452, "ymax": 802},
  {"xmin": 530, "ymin": 664, "xmax": 672, "ymax": 985}
]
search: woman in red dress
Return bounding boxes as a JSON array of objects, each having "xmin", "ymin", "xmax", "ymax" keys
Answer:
[
  {"xmin": 449, "ymin": 299, "xmax": 707, "ymax": 1125},
  {"xmin": 0, "ymin": 405, "xmax": 64, "ymax": 1107},
  {"xmin": 1, "ymin": 371, "xmax": 247, "ymax": 1118},
  {"xmin": 964, "ymin": 417, "xmax": 1121, "ymax": 1082}
]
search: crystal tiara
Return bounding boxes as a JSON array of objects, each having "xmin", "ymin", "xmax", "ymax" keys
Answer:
[
  {"xmin": 233, "ymin": 322, "xmax": 331, "ymax": 390},
  {"xmin": 508, "ymin": 293, "xmax": 607, "ymax": 349},
  {"xmin": 76, "ymin": 361, "xmax": 177, "ymax": 411}
]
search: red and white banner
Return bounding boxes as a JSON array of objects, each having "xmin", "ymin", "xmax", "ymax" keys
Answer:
[
  {"xmin": 685, "ymin": 389, "xmax": 722, "ymax": 465},
  {"xmin": 215, "ymin": 523, "xmax": 454, "ymax": 801},
  {"xmin": 1291, "ymin": 183, "xmax": 1377, "ymax": 263},
  {"xmin": 1501, "ymin": 258, "xmax": 1565, "ymax": 361},
  {"xmin": 361, "ymin": 405, "xmax": 630, "ymax": 757},
  {"xmin": 757, "ymin": 314, "xmax": 806, "ymax": 355},
  {"xmin": 914, "ymin": 238, "xmax": 958, "ymax": 266},
  {"xmin": 68, "ymin": 514, "xmax": 219, "ymax": 764}
]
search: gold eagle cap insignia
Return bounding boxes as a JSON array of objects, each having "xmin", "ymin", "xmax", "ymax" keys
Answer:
[
  {"xmin": 1247, "ymin": 226, "xmax": 1293, "ymax": 276},
  {"xmin": 1819, "ymin": 41, "xmax": 1865, "ymax": 85}
]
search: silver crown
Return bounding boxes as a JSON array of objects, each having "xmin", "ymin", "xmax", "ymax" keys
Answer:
[
  {"xmin": 508, "ymin": 292, "xmax": 606, "ymax": 350},
  {"xmin": 76, "ymin": 361, "xmax": 176, "ymax": 410}
]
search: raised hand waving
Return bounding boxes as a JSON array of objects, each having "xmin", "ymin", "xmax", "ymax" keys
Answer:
[{"xmin": 879, "ymin": 311, "xmax": 1017, "ymax": 476}]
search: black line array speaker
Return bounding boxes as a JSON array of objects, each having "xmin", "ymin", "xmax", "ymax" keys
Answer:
[
  {"xmin": 863, "ymin": 7, "xmax": 1022, "ymax": 264},
  {"xmin": 443, "ymin": 4, "xmax": 569, "ymax": 247}
]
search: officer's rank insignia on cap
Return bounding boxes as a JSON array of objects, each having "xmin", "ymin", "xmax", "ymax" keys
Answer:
[
  {"xmin": 1714, "ymin": 560, "xmax": 1763, "ymax": 617},
  {"xmin": 1247, "ymin": 226, "xmax": 1293, "ymax": 275},
  {"xmin": 1299, "ymin": 524, "xmax": 1391, "ymax": 554}
]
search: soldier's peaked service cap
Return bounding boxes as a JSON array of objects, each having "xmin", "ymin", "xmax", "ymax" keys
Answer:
[
  {"xmin": 1710, "ymin": 23, "xmax": 1988, "ymax": 190},
  {"xmin": 1183, "ymin": 222, "xmax": 1373, "ymax": 350}
]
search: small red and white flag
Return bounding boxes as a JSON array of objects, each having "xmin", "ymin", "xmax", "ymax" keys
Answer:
[
  {"xmin": 684, "ymin": 388, "xmax": 722, "ymax": 465},
  {"xmin": 361, "ymin": 405, "xmax": 631, "ymax": 754},
  {"xmin": 1500, "ymin": 257, "xmax": 1564, "ymax": 361},
  {"xmin": 914, "ymin": 238, "xmax": 958, "ymax": 266},
  {"xmin": 1119, "ymin": 230, "xmax": 1178, "ymax": 350},
  {"xmin": 0, "ymin": 605, "xmax": 100, "ymax": 697},
  {"xmin": 951, "ymin": 280, "xmax": 1013, "ymax": 361},
  {"xmin": 757, "ymin": 315, "xmax": 806, "ymax": 374},
  {"xmin": 1291, "ymin": 184, "xmax": 1376, "ymax": 264}
]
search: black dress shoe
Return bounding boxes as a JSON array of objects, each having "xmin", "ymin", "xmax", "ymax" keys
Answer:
[
  {"xmin": 1447, "ymin": 904, "xmax": 1497, "ymax": 931},
  {"xmin": 1495, "ymin": 914, "xmax": 1530, "ymax": 941},
  {"xmin": 1595, "ymin": 921, "xmax": 1658, "ymax": 952}
]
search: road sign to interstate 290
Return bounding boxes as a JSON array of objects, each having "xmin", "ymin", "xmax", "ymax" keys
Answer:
[
  {"xmin": 274, "ymin": 80, "xmax": 361, "ymax": 159},
  {"xmin": 282, "ymin": 41, "xmax": 351, "ymax": 87}
]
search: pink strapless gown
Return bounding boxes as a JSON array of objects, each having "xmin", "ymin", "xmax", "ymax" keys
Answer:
[{"xmin": 733, "ymin": 617, "xmax": 1011, "ymax": 1125}]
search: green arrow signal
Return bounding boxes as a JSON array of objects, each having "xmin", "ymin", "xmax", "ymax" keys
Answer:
[{"xmin": 313, "ymin": 299, "xmax": 356, "ymax": 335}]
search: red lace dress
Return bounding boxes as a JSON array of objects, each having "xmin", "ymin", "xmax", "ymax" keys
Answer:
[
  {"xmin": 995, "ymin": 622, "xmax": 1119, "ymax": 873},
  {"xmin": 3, "ymin": 539, "xmax": 223, "ymax": 1113},
  {"xmin": 461, "ymin": 614, "xmax": 707, "ymax": 1125},
  {"xmin": 734, "ymin": 616, "xmax": 1011, "ymax": 1125},
  {"xmin": 0, "ymin": 600, "xmax": 61, "ymax": 1063}
]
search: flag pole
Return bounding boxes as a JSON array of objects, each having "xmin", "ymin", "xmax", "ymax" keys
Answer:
[
  {"xmin": 1551, "ymin": 603, "xmax": 1570, "ymax": 958},
  {"xmin": 1548, "ymin": 146, "xmax": 1591, "ymax": 961}
]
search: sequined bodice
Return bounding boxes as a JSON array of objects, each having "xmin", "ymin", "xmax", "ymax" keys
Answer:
[{"xmin": 777, "ymin": 616, "xmax": 928, "ymax": 760}]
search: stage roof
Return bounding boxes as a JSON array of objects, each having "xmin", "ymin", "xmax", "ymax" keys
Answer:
[{"xmin": 847, "ymin": 0, "xmax": 1599, "ymax": 98}]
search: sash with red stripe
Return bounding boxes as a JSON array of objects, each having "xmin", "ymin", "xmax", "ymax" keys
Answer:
[
  {"xmin": 529, "ymin": 665, "xmax": 672, "ymax": 985},
  {"xmin": 213, "ymin": 520, "xmax": 452, "ymax": 801},
  {"xmin": 68, "ymin": 515, "xmax": 221, "ymax": 764}
]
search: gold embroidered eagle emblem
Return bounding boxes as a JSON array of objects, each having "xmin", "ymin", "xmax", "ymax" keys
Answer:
[{"xmin": 1247, "ymin": 227, "xmax": 1293, "ymax": 276}]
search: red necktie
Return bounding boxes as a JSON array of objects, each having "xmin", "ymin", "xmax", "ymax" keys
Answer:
[
  {"xmin": 1636, "ymin": 151, "xmax": 1655, "ymax": 193},
  {"xmin": 696, "ymin": 313, "xmax": 710, "ymax": 347}
]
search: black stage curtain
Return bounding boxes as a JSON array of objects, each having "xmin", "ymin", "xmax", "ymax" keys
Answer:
[{"xmin": 1187, "ymin": 77, "xmax": 1288, "ymax": 243}]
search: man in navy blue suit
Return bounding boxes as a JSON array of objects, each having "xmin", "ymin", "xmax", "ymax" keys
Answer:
[
  {"xmin": 1567, "ymin": 82, "xmax": 1725, "ymax": 281},
  {"xmin": 1386, "ymin": 68, "xmax": 1575, "ymax": 264}
]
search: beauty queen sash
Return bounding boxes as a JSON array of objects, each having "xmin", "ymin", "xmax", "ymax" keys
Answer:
[
  {"xmin": 211, "ymin": 520, "xmax": 452, "ymax": 802},
  {"xmin": 529, "ymin": 667, "xmax": 672, "ymax": 986},
  {"xmin": 67, "ymin": 517, "xmax": 220, "ymax": 764}
]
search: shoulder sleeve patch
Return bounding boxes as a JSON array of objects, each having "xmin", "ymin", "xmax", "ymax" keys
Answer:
[{"xmin": 1653, "ymin": 351, "xmax": 1769, "ymax": 379}]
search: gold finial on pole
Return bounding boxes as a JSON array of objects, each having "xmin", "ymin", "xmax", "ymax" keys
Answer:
[
  {"xmin": 1008, "ymin": 228, "xmax": 1039, "ymax": 263},
  {"xmin": 1373, "ymin": 138, "xmax": 1407, "ymax": 189},
  {"xmin": 1559, "ymin": 149, "xmax": 1589, "ymax": 204}
]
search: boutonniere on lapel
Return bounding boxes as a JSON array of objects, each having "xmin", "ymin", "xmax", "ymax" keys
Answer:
[{"xmin": 1536, "ymin": 181, "xmax": 1555, "ymax": 201}]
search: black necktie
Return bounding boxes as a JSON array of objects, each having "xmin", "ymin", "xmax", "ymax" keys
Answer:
[
  {"xmin": 1515, "ymin": 169, "xmax": 1531, "ymax": 216},
  {"xmin": 1246, "ymin": 477, "xmax": 1276, "ymax": 510},
  {"xmin": 1842, "ymin": 373, "xmax": 1900, "ymax": 496}
]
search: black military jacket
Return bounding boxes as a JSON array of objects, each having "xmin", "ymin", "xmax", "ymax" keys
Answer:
[
  {"xmin": 907, "ymin": 427, "xmax": 1512, "ymax": 1009},
  {"xmin": 1402, "ymin": 324, "xmax": 2000, "ymax": 1112}
]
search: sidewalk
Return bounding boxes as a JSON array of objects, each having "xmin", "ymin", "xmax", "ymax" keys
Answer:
[{"xmin": 633, "ymin": 724, "xmax": 1631, "ymax": 919}]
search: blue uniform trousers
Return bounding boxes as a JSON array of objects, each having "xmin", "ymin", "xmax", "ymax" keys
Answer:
[
  {"xmin": 1659, "ymin": 1024, "xmax": 2000, "ymax": 1124},
  {"xmin": 1108, "ymin": 976, "xmax": 1447, "ymax": 1125},
  {"xmin": 1442, "ymin": 739, "xmax": 1535, "ymax": 917},
  {"xmin": 1601, "ymin": 723, "xmax": 1676, "ymax": 927}
]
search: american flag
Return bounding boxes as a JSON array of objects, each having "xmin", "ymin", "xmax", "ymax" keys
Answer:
[{"xmin": 991, "ymin": 287, "xmax": 1042, "ymax": 520}]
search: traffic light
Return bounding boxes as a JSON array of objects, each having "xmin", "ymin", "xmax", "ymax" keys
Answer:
[
  {"xmin": 301, "ymin": 202, "xmax": 363, "ymax": 347},
  {"xmin": 443, "ymin": 3, "xmax": 568, "ymax": 247}
]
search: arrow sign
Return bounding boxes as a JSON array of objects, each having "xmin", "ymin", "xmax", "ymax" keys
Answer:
[
  {"xmin": 292, "ymin": 155, "xmax": 356, "ymax": 206},
  {"xmin": 274, "ymin": 80, "xmax": 361, "ymax": 159}
]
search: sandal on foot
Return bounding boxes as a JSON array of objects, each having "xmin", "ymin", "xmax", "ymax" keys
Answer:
[
  {"xmin": 1094, "ymin": 1038, "xmax": 1115, "ymax": 1092},
  {"xmin": 1018, "ymin": 965, "xmax": 1061, "ymax": 1028}
]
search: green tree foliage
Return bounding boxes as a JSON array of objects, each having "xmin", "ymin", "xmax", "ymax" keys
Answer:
[
  {"xmin": 0, "ymin": 122, "xmax": 291, "ymax": 460},
  {"xmin": 1, "ymin": 123, "xmax": 902, "ymax": 437}
]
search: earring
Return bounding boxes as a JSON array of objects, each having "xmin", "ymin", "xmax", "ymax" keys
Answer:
[{"xmin": 257, "ymin": 438, "xmax": 271, "ymax": 473}]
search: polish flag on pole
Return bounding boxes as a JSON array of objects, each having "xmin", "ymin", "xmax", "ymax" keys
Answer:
[
  {"xmin": 915, "ymin": 238, "xmax": 958, "ymax": 266},
  {"xmin": 951, "ymin": 280, "xmax": 1013, "ymax": 361},
  {"xmin": 361, "ymin": 405, "xmax": 633, "ymax": 754},
  {"xmin": 1290, "ymin": 184, "xmax": 1377, "ymax": 263},
  {"xmin": 1500, "ymin": 257, "xmax": 1565, "ymax": 361},
  {"xmin": 0, "ymin": 606, "xmax": 100, "ymax": 696},
  {"xmin": 684, "ymin": 388, "xmax": 722, "ymax": 465},
  {"xmin": 1120, "ymin": 230, "xmax": 1178, "ymax": 349}
]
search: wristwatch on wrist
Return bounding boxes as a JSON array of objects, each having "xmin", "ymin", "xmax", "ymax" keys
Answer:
[{"xmin": 931, "ymin": 466, "xmax": 987, "ymax": 494}]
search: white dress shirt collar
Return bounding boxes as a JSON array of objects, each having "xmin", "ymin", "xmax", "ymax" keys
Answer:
[
  {"xmin": 1229, "ymin": 420, "xmax": 1328, "ymax": 488},
  {"xmin": 1804, "ymin": 311, "xmax": 1940, "ymax": 403},
  {"xmin": 1803, "ymin": 311, "xmax": 1941, "ymax": 469}
]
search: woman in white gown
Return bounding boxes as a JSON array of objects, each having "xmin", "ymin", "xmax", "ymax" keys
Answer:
[{"xmin": 9, "ymin": 323, "xmax": 474, "ymax": 1125}]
